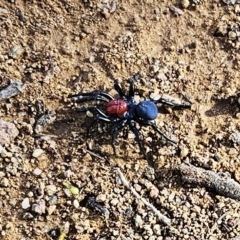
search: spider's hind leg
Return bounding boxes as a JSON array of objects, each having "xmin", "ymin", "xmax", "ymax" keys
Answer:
[
  {"xmin": 69, "ymin": 90, "xmax": 114, "ymax": 102},
  {"xmin": 128, "ymin": 120, "xmax": 147, "ymax": 159},
  {"xmin": 111, "ymin": 119, "xmax": 127, "ymax": 154},
  {"xmin": 86, "ymin": 115, "xmax": 112, "ymax": 137},
  {"xmin": 77, "ymin": 107, "xmax": 109, "ymax": 118}
]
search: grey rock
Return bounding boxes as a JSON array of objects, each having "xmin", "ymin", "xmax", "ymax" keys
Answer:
[
  {"xmin": 0, "ymin": 120, "xmax": 19, "ymax": 145},
  {"xmin": 34, "ymin": 110, "xmax": 56, "ymax": 134},
  {"xmin": 0, "ymin": 80, "xmax": 26, "ymax": 101},
  {"xmin": 230, "ymin": 130, "xmax": 240, "ymax": 145},
  {"xmin": 31, "ymin": 199, "xmax": 46, "ymax": 214}
]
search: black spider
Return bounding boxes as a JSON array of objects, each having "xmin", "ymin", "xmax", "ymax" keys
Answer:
[{"xmin": 69, "ymin": 80, "xmax": 191, "ymax": 157}]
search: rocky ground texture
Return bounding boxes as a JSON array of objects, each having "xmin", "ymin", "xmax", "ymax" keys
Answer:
[{"xmin": 0, "ymin": 0, "xmax": 240, "ymax": 239}]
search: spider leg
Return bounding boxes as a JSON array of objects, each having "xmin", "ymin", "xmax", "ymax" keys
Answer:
[
  {"xmin": 138, "ymin": 120, "xmax": 177, "ymax": 145},
  {"xmin": 69, "ymin": 90, "xmax": 115, "ymax": 101},
  {"xmin": 111, "ymin": 119, "xmax": 127, "ymax": 154},
  {"xmin": 128, "ymin": 120, "xmax": 147, "ymax": 158},
  {"xmin": 128, "ymin": 79, "xmax": 135, "ymax": 98},
  {"xmin": 86, "ymin": 115, "xmax": 112, "ymax": 136},
  {"xmin": 114, "ymin": 82, "xmax": 127, "ymax": 98},
  {"xmin": 73, "ymin": 96, "xmax": 109, "ymax": 103},
  {"xmin": 154, "ymin": 98, "xmax": 191, "ymax": 110},
  {"xmin": 77, "ymin": 107, "xmax": 109, "ymax": 118}
]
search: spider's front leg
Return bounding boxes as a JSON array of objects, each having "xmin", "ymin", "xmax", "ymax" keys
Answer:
[
  {"xmin": 114, "ymin": 82, "xmax": 126, "ymax": 98},
  {"xmin": 154, "ymin": 97, "xmax": 191, "ymax": 110},
  {"xmin": 128, "ymin": 79, "xmax": 135, "ymax": 98}
]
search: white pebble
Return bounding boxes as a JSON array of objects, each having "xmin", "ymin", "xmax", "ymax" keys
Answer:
[
  {"xmin": 0, "ymin": 171, "xmax": 5, "ymax": 178},
  {"xmin": 45, "ymin": 185, "xmax": 57, "ymax": 196},
  {"xmin": 32, "ymin": 149, "xmax": 44, "ymax": 158},
  {"xmin": 110, "ymin": 198, "xmax": 119, "ymax": 206},
  {"xmin": 168, "ymin": 192, "xmax": 175, "ymax": 201},
  {"xmin": 22, "ymin": 198, "xmax": 30, "ymax": 209},
  {"xmin": 73, "ymin": 199, "xmax": 80, "ymax": 208},
  {"xmin": 0, "ymin": 177, "xmax": 9, "ymax": 187},
  {"xmin": 27, "ymin": 191, "xmax": 34, "ymax": 198},
  {"xmin": 135, "ymin": 214, "xmax": 143, "ymax": 228},
  {"xmin": 96, "ymin": 194, "xmax": 107, "ymax": 202},
  {"xmin": 0, "ymin": 145, "xmax": 3, "ymax": 153},
  {"xmin": 33, "ymin": 168, "xmax": 42, "ymax": 175}
]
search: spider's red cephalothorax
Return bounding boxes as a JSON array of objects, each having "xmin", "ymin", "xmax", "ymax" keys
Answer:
[
  {"xmin": 106, "ymin": 99, "xmax": 128, "ymax": 116},
  {"xmin": 69, "ymin": 79, "xmax": 191, "ymax": 158}
]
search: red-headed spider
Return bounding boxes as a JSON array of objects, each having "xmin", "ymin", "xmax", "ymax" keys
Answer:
[{"xmin": 69, "ymin": 79, "xmax": 191, "ymax": 157}]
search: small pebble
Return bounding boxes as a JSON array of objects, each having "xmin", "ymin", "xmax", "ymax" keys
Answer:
[
  {"xmin": 153, "ymin": 224, "xmax": 161, "ymax": 236},
  {"xmin": 0, "ymin": 120, "xmax": 19, "ymax": 145},
  {"xmin": 63, "ymin": 188, "xmax": 72, "ymax": 197},
  {"xmin": 49, "ymin": 195, "xmax": 58, "ymax": 205},
  {"xmin": 22, "ymin": 198, "xmax": 30, "ymax": 209},
  {"xmin": 0, "ymin": 7, "xmax": 8, "ymax": 16},
  {"xmin": 0, "ymin": 145, "xmax": 3, "ymax": 153},
  {"xmin": 32, "ymin": 149, "xmax": 44, "ymax": 158},
  {"xmin": 73, "ymin": 199, "xmax": 80, "ymax": 208},
  {"xmin": 1, "ymin": 149, "xmax": 12, "ymax": 158},
  {"xmin": 8, "ymin": 46, "xmax": 23, "ymax": 59},
  {"xmin": 5, "ymin": 222, "xmax": 14, "ymax": 230},
  {"xmin": 48, "ymin": 205, "xmax": 56, "ymax": 215},
  {"xmin": 134, "ymin": 184, "xmax": 142, "ymax": 192},
  {"xmin": 180, "ymin": 147, "xmax": 189, "ymax": 158},
  {"xmin": 0, "ymin": 177, "xmax": 9, "ymax": 187},
  {"xmin": 150, "ymin": 186, "xmax": 159, "ymax": 198},
  {"xmin": 135, "ymin": 214, "xmax": 143, "ymax": 228},
  {"xmin": 33, "ymin": 168, "xmax": 42, "ymax": 175},
  {"xmin": 110, "ymin": 198, "xmax": 119, "ymax": 206},
  {"xmin": 0, "ymin": 171, "xmax": 5, "ymax": 178},
  {"xmin": 181, "ymin": 0, "xmax": 190, "ymax": 8},
  {"xmin": 96, "ymin": 194, "xmax": 107, "ymax": 202},
  {"xmin": 230, "ymin": 130, "xmax": 240, "ymax": 145},
  {"xmin": 86, "ymin": 111, "xmax": 94, "ymax": 117},
  {"xmin": 45, "ymin": 185, "xmax": 57, "ymax": 196},
  {"xmin": 31, "ymin": 199, "xmax": 46, "ymax": 214},
  {"xmin": 168, "ymin": 192, "xmax": 175, "ymax": 201},
  {"xmin": 229, "ymin": 148, "xmax": 238, "ymax": 155}
]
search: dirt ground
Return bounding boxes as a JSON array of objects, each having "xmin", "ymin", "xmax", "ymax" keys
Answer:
[{"xmin": 0, "ymin": 0, "xmax": 240, "ymax": 239}]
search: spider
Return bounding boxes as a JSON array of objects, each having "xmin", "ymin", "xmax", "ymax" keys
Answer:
[{"xmin": 69, "ymin": 79, "xmax": 191, "ymax": 157}]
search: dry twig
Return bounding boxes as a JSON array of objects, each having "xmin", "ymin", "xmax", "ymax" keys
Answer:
[
  {"xmin": 179, "ymin": 162, "xmax": 240, "ymax": 201},
  {"xmin": 116, "ymin": 168, "xmax": 172, "ymax": 226}
]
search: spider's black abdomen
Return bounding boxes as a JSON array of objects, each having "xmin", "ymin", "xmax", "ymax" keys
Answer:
[{"xmin": 136, "ymin": 100, "xmax": 158, "ymax": 120}]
